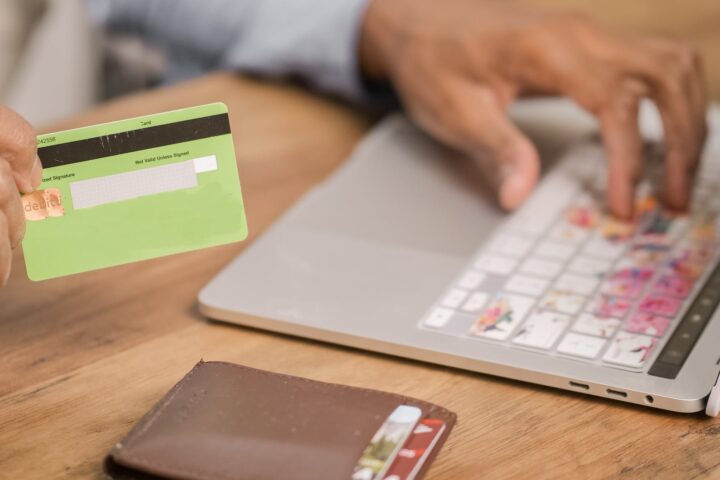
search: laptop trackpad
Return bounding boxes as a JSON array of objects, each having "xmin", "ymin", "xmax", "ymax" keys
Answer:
[{"xmin": 282, "ymin": 116, "xmax": 503, "ymax": 258}]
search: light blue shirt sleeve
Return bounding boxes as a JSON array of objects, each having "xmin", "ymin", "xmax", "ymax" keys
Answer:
[{"xmin": 87, "ymin": 0, "xmax": 372, "ymax": 101}]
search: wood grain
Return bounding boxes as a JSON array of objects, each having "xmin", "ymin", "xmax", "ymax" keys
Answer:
[{"xmin": 1, "ymin": 73, "xmax": 719, "ymax": 480}]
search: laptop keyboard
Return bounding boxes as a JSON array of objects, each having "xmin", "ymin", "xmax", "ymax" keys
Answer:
[{"xmin": 420, "ymin": 137, "xmax": 720, "ymax": 373}]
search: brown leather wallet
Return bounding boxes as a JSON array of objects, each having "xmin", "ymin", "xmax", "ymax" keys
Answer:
[{"xmin": 105, "ymin": 361, "xmax": 456, "ymax": 480}]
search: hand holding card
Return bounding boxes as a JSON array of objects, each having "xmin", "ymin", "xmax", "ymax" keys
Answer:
[{"xmin": 23, "ymin": 103, "xmax": 247, "ymax": 280}]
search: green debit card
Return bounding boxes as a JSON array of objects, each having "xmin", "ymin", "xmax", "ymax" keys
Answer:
[{"xmin": 22, "ymin": 103, "xmax": 248, "ymax": 281}]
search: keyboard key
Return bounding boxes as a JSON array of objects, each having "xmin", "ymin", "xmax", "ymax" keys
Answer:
[
  {"xmin": 424, "ymin": 308, "xmax": 454, "ymax": 328},
  {"xmin": 535, "ymin": 240, "xmax": 576, "ymax": 261},
  {"xmin": 504, "ymin": 274, "xmax": 549, "ymax": 296},
  {"xmin": 598, "ymin": 217, "xmax": 635, "ymax": 242},
  {"xmin": 583, "ymin": 237, "xmax": 626, "ymax": 259},
  {"xmin": 689, "ymin": 241, "xmax": 716, "ymax": 261},
  {"xmin": 637, "ymin": 210, "xmax": 686, "ymax": 246},
  {"xmin": 539, "ymin": 290, "xmax": 586, "ymax": 315},
  {"xmin": 441, "ymin": 288, "xmax": 469, "ymax": 309},
  {"xmin": 469, "ymin": 293, "xmax": 534, "ymax": 340},
  {"xmin": 635, "ymin": 187, "xmax": 658, "ymax": 216},
  {"xmin": 554, "ymin": 273, "xmax": 599, "ymax": 296},
  {"xmin": 461, "ymin": 292, "xmax": 489, "ymax": 313},
  {"xmin": 513, "ymin": 311, "xmax": 570, "ymax": 349},
  {"xmin": 457, "ymin": 271, "xmax": 486, "ymax": 290},
  {"xmin": 588, "ymin": 294, "xmax": 632, "ymax": 318},
  {"xmin": 514, "ymin": 170, "xmax": 580, "ymax": 220},
  {"xmin": 603, "ymin": 332, "xmax": 657, "ymax": 368},
  {"xmin": 474, "ymin": 253, "xmax": 517, "ymax": 276},
  {"xmin": 557, "ymin": 332, "xmax": 606, "ymax": 359},
  {"xmin": 688, "ymin": 213, "xmax": 718, "ymax": 243},
  {"xmin": 674, "ymin": 241, "xmax": 716, "ymax": 266},
  {"xmin": 668, "ymin": 255, "xmax": 704, "ymax": 280},
  {"xmin": 600, "ymin": 278, "xmax": 645, "ymax": 299},
  {"xmin": 610, "ymin": 265, "xmax": 655, "ymax": 282},
  {"xmin": 508, "ymin": 175, "xmax": 578, "ymax": 235},
  {"xmin": 636, "ymin": 230, "xmax": 684, "ymax": 252},
  {"xmin": 567, "ymin": 256, "xmax": 611, "ymax": 276},
  {"xmin": 505, "ymin": 215, "xmax": 551, "ymax": 236},
  {"xmin": 519, "ymin": 257, "xmax": 563, "ymax": 278},
  {"xmin": 565, "ymin": 205, "xmax": 599, "ymax": 229},
  {"xmin": 624, "ymin": 244, "xmax": 668, "ymax": 267},
  {"xmin": 571, "ymin": 313, "xmax": 621, "ymax": 338},
  {"xmin": 634, "ymin": 232, "xmax": 673, "ymax": 251},
  {"xmin": 624, "ymin": 313, "xmax": 671, "ymax": 337},
  {"xmin": 487, "ymin": 234, "xmax": 534, "ymax": 257},
  {"xmin": 548, "ymin": 222, "xmax": 590, "ymax": 244},
  {"xmin": 638, "ymin": 295, "xmax": 681, "ymax": 317},
  {"xmin": 651, "ymin": 274, "xmax": 692, "ymax": 299}
]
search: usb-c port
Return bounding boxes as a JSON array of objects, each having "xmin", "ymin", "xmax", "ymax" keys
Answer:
[
  {"xmin": 569, "ymin": 381, "xmax": 590, "ymax": 390},
  {"xmin": 606, "ymin": 389, "xmax": 628, "ymax": 398}
]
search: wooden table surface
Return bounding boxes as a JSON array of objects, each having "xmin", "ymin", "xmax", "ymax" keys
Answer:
[{"xmin": 2, "ymin": 73, "xmax": 719, "ymax": 480}]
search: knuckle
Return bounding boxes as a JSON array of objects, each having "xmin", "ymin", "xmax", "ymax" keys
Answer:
[
  {"xmin": 675, "ymin": 43, "xmax": 699, "ymax": 69},
  {"xmin": 673, "ymin": 46, "xmax": 696, "ymax": 76},
  {"xmin": 16, "ymin": 126, "xmax": 37, "ymax": 158},
  {"xmin": 659, "ymin": 68, "xmax": 685, "ymax": 97},
  {"xmin": 438, "ymin": 88, "xmax": 470, "ymax": 127},
  {"xmin": 575, "ymin": 79, "xmax": 613, "ymax": 114},
  {"xmin": 0, "ymin": 107, "xmax": 35, "ymax": 151},
  {"xmin": 663, "ymin": 43, "xmax": 699, "ymax": 80}
]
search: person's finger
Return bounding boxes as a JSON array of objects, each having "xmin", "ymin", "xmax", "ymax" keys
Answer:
[
  {"xmin": 0, "ymin": 160, "xmax": 26, "ymax": 248},
  {"xmin": 0, "ymin": 212, "xmax": 11, "ymax": 287},
  {"xmin": 686, "ymin": 47, "xmax": 708, "ymax": 189},
  {"xmin": 687, "ymin": 45, "xmax": 708, "ymax": 145},
  {"xmin": 0, "ymin": 106, "xmax": 41, "ymax": 193},
  {"xmin": 598, "ymin": 78, "xmax": 646, "ymax": 219},
  {"xmin": 625, "ymin": 41, "xmax": 705, "ymax": 210},
  {"xmin": 421, "ymin": 78, "xmax": 540, "ymax": 210}
]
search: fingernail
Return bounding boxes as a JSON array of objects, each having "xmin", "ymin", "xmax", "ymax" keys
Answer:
[
  {"xmin": 499, "ymin": 171, "xmax": 529, "ymax": 210},
  {"xmin": 30, "ymin": 156, "xmax": 42, "ymax": 189}
]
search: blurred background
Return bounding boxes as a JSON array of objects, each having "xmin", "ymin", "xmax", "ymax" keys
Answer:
[{"xmin": 1, "ymin": 0, "xmax": 719, "ymax": 127}]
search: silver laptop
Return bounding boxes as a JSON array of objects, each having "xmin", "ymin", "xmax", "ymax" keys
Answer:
[{"xmin": 199, "ymin": 100, "xmax": 720, "ymax": 415}]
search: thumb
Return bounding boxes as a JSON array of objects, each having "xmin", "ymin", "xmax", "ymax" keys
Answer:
[
  {"xmin": 435, "ymin": 83, "xmax": 540, "ymax": 210},
  {"xmin": 0, "ymin": 106, "xmax": 42, "ymax": 193},
  {"xmin": 491, "ymin": 131, "xmax": 540, "ymax": 210}
]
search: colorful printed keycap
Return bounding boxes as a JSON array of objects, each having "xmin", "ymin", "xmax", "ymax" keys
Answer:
[
  {"xmin": 624, "ymin": 313, "xmax": 671, "ymax": 337},
  {"xmin": 572, "ymin": 313, "xmax": 621, "ymax": 338},
  {"xmin": 603, "ymin": 332, "xmax": 657, "ymax": 368},
  {"xmin": 638, "ymin": 296, "xmax": 681, "ymax": 317},
  {"xmin": 590, "ymin": 295, "xmax": 632, "ymax": 318},
  {"xmin": 652, "ymin": 274, "xmax": 692, "ymax": 298},
  {"xmin": 469, "ymin": 293, "xmax": 533, "ymax": 340}
]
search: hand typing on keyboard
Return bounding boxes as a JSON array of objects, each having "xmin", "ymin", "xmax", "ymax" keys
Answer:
[
  {"xmin": 0, "ymin": 106, "xmax": 42, "ymax": 286},
  {"xmin": 422, "ymin": 138, "xmax": 720, "ymax": 373},
  {"xmin": 361, "ymin": 0, "xmax": 707, "ymax": 217}
]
